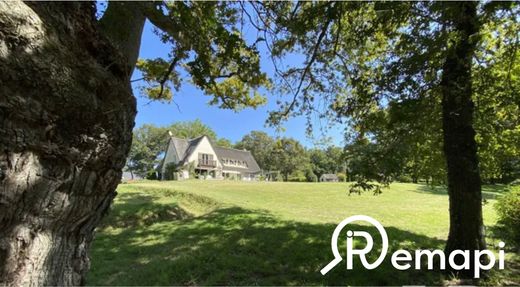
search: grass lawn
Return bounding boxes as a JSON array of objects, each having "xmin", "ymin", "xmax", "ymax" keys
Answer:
[{"xmin": 87, "ymin": 180, "xmax": 519, "ymax": 285}]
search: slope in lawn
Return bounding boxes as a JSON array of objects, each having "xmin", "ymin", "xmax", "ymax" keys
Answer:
[{"xmin": 87, "ymin": 181, "xmax": 517, "ymax": 285}]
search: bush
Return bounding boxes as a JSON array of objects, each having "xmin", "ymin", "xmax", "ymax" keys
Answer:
[
  {"xmin": 305, "ymin": 169, "xmax": 318, "ymax": 182},
  {"xmin": 495, "ymin": 186, "xmax": 520, "ymax": 247},
  {"xmin": 337, "ymin": 173, "xmax": 346, "ymax": 182},
  {"xmin": 146, "ymin": 169, "xmax": 158, "ymax": 180},
  {"xmin": 288, "ymin": 171, "xmax": 306, "ymax": 182},
  {"xmin": 273, "ymin": 173, "xmax": 284, "ymax": 182},
  {"xmin": 396, "ymin": 174, "xmax": 413, "ymax": 183}
]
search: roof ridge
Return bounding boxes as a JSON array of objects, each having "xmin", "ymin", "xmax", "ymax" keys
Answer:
[
  {"xmin": 189, "ymin": 135, "xmax": 206, "ymax": 141},
  {"xmin": 169, "ymin": 134, "xmax": 206, "ymax": 142},
  {"xmin": 214, "ymin": 145, "xmax": 251, "ymax": 153}
]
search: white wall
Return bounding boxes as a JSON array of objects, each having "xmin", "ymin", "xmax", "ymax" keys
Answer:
[{"xmin": 186, "ymin": 136, "xmax": 222, "ymax": 168}]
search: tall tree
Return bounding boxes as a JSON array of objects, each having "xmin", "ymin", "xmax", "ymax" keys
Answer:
[
  {"xmin": 251, "ymin": 1, "xmax": 518, "ymax": 277},
  {"xmin": 126, "ymin": 124, "xmax": 167, "ymax": 177},
  {"xmin": 167, "ymin": 119, "xmax": 217, "ymax": 141},
  {"xmin": 309, "ymin": 146, "xmax": 345, "ymax": 178},
  {"xmin": 235, "ymin": 131, "xmax": 275, "ymax": 171},
  {"xmin": 271, "ymin": 138, "xmax": 307, "ymax": 181},
  {"xmin": 215, "ymin": 138, "xmax": 233, "ymax": 148},
  {"xmin": 0, "ymin": 1, "xmax": 268, "ymax": 285}
]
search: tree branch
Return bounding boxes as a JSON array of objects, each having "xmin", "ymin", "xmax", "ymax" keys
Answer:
[
  {"xmin": 141, "ymin": 2, "xmax": 181, "ymax": 39},
  {"xmin": 157, "ymin": 55, "xmax": 180, "ymax": 99},
  {"xmin": 282, "ymin": 17, "xmax": 333, "ymax": 118}
]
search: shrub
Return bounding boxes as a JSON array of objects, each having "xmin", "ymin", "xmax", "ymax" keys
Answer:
[
  {"xmin": 146, "ymin": 169, "xmax": 158, "ymax": 180},
  {"xmin": 337, "ymin": 173, "xmax": 346, "ymax": 182},
  {"xmin": 274, "ymin": 173, "xmax": 284, "ymax": 182},
  {"xmin": 305, "ymin": 169, "xmax": 318, "ymax": 182},
  {"xmin": 288, "ymin": 170, "xmax": 306, "ymax": 182},
  {"xmin": 495, "ymin": 186, "xmax": 520, "ymax": 247},
  {"xmin": 396, "ymin": 174, "xmax": 413, "ymax": 183}
]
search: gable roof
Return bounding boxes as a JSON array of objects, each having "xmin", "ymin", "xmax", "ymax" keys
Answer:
[
  {"xmin": 163, "ymin": 135, "xmax": 261, "ymax": 174},
  {"xmin": 170, "ymin": 135, "xmax": 205, "ymax": 165}
]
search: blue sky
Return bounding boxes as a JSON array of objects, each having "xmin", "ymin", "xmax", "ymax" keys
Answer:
[{"xmin": 132, "ymin": 20, "xmax": 345, "ymax": 147}]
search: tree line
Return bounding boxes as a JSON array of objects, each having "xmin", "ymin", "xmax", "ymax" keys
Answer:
[
  {"xmin": 127, "ymin": 120, "xmax": 346, "ymax": 182},
  {"xmin": 129, "ymin": 116, "xmax": 519, "ymax": 185}
]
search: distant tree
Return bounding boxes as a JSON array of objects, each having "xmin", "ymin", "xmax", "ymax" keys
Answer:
[
  {"xmin": 167, "ymin": 119, "xmax": 217, "ymax": 140},
  {"xmin": 235, "ymin": 131, "xmax": 275, "ymax": 171},
  {"xmin": 305, "ymin": 168, "xmax": 318, "ymax": 182},
  {"xmin": 271, "ymin": 138, "xmax": 308, "ymax": 181},
  {"xmin": 127, "ymin": 124, "xmax": 168, "ymax": 177},
  {"xmin": 345, "ymin": 138, "xmax": 398, "ymax": 184},
  {"xmin": 309, "ymin": 146, "xmax": 345, "ymax": 178},
  {"xmin": 325, "ymin": 146, "xmax": 345, "ymax": 173},
  {"xmin": 215, "ymin": 138, "xmax": 233, "ymax": 148},
  {"xmin": 309, "ymin": 149, "xmax": 328, "ymax": 178}
]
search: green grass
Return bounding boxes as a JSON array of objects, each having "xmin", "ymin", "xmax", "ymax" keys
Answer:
[{"xmin": 87, "ymin": 181, "xmax": 519, "ymax": 285}]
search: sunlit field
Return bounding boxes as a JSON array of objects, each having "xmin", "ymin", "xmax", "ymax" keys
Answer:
[{"xmin": 87, "ymin": 180, "xmax": 518, "ymax": 285}]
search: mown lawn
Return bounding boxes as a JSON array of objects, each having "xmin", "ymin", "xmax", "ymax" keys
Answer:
[{"xmin": 87, "ymin": 180, "xmax": 518, "ymax": 285}]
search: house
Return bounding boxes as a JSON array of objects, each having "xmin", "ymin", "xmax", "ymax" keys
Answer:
[
  {"xmin": 320, "ymin": 173, "xmax": 339, "ymax": 182},
  {"xmin": 159, "ymin": 134, "xmax": 261, "ymax": 180}
]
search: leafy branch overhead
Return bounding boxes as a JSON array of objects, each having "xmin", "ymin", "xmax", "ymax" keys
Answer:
[{"xmin": 136, "ymin": 1, "xmax": 270, "ymax": 110}]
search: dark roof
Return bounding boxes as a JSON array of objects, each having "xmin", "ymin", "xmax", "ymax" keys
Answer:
[{"xmin": 213, "ymin": 146, "xmax": 261, "ymax": 173}]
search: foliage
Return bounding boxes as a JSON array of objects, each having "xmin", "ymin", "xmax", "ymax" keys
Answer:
[
  {"xmin": 215, "ymin": 138, "xmax": 233, "ymax": 148},
  {"xmin": 127, "ymin": 124, "xmax": 167, "ymax": 177},
  {"xmin": 187, "ymin": 162, "xmax": 197, "ymax": 179},
  {"xmin": 235, "ymin": 131, "xmax": 275, "ymax": 171},
  {"xmin": 495, "ymin": 186, "xmax": 520, "ymax": 247},
  {"xmin": 271, "ymin": 138, "xmax": 308, "ymax": 181},
  {"xmin": 135, "ymin": 2, "xmax": 270, "ymax": 110},
  {"xmin": 168, "ymin": 119, "xmax": 218, "ymax": 141},
  {"xmin": 473, "ymin": 14, "xmax": 520, "ymax": 183},
  {"xmin": 146, "ymin": 170, "xmax": 158, "ymax": 180},
  {"xmin": 336, "ymin": 172, "xmax": 346, "ymax": 182},
  {"xmin": 345, "ymin": 138, "xmax": 396, "ymax": 184},
  {"xmin": 396, "ymin": 175, "xmax": 413, "ymax": 183},
  {"xmin": 288, "ymin": 170, "xmax": 306, "ymax": 182},
  {"xmin": 273, "ymin": 172, "xmax": 284, "ymax": 182},
  {"xmin": 348, "ymin": 177, "xmax": 389, "ymax": 196},
  {"xmin": 305, "ymin": 169, "xmax": 318, "ymax": 182},
  {"xmin": 246, "ymin": 2, "xmax": 519, "ymax": 190},
  {"xmin": 308, "ymin": 146, "xmax": 345, "ymax": 178},
  {"xmin": 164, "ymin": 163, "xmax": 180, "ymax": 180}
]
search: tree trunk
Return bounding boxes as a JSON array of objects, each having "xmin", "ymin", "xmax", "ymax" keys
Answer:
[
  {"xmin": 440, "ymin": 2, "xmax": 486, "ymax": 278},
  {"xmin": 0, "ymin": 2, "xmax": 136, "ymax": 285}
]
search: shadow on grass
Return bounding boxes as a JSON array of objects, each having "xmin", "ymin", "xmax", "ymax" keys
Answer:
[
  {"xmin": 88, "ymin": 203, "xmax": 446, "ymax": 285},
  {"xmin": 414, "ymin": 184, "xmax": 509, "ymax": 200}
]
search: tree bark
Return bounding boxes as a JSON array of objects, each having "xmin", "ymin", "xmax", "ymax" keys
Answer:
[
  {"xmin": 0, "ymin": 2, "xmax": 136, "ymax": 285},
  {"xmin": 440, "ymin": 2, "xmax": 486, "ymax": 278}
]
